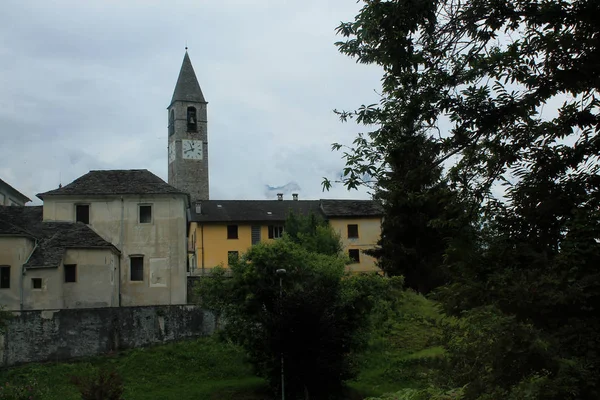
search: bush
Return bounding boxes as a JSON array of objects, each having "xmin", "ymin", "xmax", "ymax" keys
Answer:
[
  {"xmin": 0, "ymin": 378, "xmax": 45, "ymax": 400},
  {"xmin": 70, "ymin": 369, "xmax": 124, "ymax": 400}
]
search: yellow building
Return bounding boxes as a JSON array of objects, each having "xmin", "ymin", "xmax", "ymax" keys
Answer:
[{"xmin": 188, "ymin": 198, "xmax": 382, "ymax": 274}]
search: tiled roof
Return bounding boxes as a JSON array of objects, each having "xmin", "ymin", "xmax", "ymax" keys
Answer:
[
  {"xmin": 190, "ymin": 199, "xmax": 383, "ymax": 222},
  {"xmin": 37, "ymin": 169, "xmax": 185, "ymax": 199},
  {"xmin": 320, "ymin": 199, "xmax": 383, "ymax": 218},
  {"xmin": 170, "ymin": 52, "xmax": 206, "ymax": 105},
  {"xmin": 191, "ymin": 200, "xmax": 322, "ymax": 222},
  {"xmin": 0, "ymin": 206, "xmax": 118, "ymax": 269},
  {"xmin": 0, "ymin": 206, "xmax": 42, "ymax": 236}
]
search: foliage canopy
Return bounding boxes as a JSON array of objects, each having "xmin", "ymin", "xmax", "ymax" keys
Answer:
[{"xmin": 330, "ymin": 0, "xmax": 600, "ymax": 398}]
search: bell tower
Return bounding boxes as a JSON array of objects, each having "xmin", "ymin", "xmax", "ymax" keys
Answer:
[{"xmin": 167, "ymin": 50, "xmax": 209, "ymax": 201}]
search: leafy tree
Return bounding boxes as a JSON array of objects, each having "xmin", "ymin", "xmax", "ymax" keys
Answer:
[
  {"xmin": 197, "ymin": 217, "xmax": 396, "ymax": 399},
  {"xmin": 330, "ymin": 0, "xmax": 600, "ymax": 398},
  {"xmin": 284, "ymin": 211, "xmax": 343, "ymax": 257}
]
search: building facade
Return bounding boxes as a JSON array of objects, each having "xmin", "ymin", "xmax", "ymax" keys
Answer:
[
  {"xmin": 0, "ymin": 178, "xmax": 31, "ymax": 206},
  {"xmin": 188, "ymin": 198, "xmax": 382, "ymax": 274},
  {"xmin": 0, "ymin": 206, "xmax": 120, "ymax": 310},
  {"xmin": 0, "ymin": 170, "xmax": 189, "ymax": 311}
]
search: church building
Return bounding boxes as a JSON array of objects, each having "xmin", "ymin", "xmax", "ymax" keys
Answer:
[{"xmin": 0, "ymin": 51, "xmax": 383, "ymax": 311}]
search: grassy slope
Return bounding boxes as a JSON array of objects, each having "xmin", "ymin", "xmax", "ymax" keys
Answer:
[
  {"xmin": 0, "ymin": 291, "xmax": 442, "ymax": 399},
  {"xmin": 0, "ymin": 337, "xmax": 267, "ymax": 400},
  {"xmin": 349, "ymin": 290, "xmax": 445, "ymax": 397}
]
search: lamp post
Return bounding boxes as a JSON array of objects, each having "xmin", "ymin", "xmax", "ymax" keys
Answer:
[{"xmin": 276, "ymin": 268, "xmax": 287, "ymax": 400}]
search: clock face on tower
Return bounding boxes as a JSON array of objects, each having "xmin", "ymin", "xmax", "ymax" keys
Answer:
[
  {"xmin": 168, "ymin": 143, "xmax": 176, "ymax": 164},
  {"xmin": 182, "ymin": 139, "xmax": 203, "ymax": 160}
]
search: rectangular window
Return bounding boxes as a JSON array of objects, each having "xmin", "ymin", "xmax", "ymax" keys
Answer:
[
  {"xmin": 268, "ymin": 225, "xmax": 284, "ymax": 239},
  {"xmin": 64, "ymin": 264, "xmax": 77, "ymax": 283},
  {"xmin": 0, "ymin": 266, "xmax": 10, "ymax": 289},
  {"xmin": 347, "ymin": 224, "xmax": 359, "ymax": 239},
  {"xmin": 75, "ymin": 204, "xmax": 90, "ymax": 224},
  {"xmin": 228, "ymin": 251, "xmax": 239, "ymax": 265},
  {"xmin": 251, "ymin": 225, "xmax": 261, "ymax": 245},
  {"xmin": 32, "ymin": 278, "xmax": 42, "ymax": 289},
  {"xmin": 227, "ymin": 225, "xmax": 238, "ymax": 239},
  {"xmin": 139, "ymin": 205, "xmax": 152, "ymax": 224},
  {"xmin": 348, "ymin": 249, "xmax": 360, "ymax": 264},
  {"xmin": 130, "ymin": 256, "xmax": 144, "ymax": 281}
]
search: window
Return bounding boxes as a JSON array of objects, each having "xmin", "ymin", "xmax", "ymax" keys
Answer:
[
  {"xmin": 168, "ymin": 109, "xmax": 175, "ymax": 136},
  {"xmin": 75, "ymin": 204, "xmax": 90, "ymax": 224},
  {"xmin": 187, "ymin": 106, "xmax": 197, "ymax": 131},
  {"xmin": 32, "ymin": 278, "xmax": 42, "ymax": 289},
  {"xmin": 228, "ymin": 251, "xmax": 239, "ymax": 265},
  {"xmin": 0, "ymin": 266, "xmax": 10, "ymax": 289},
  {"xmin": 251, "ymin": 225, "xmax": 261, "ymax": 245},
  {"xmin": 139, "ymin": 204, "xmax": 152, "ymax": 224},
  {"xmin": 268, "ymin": 225, "xmax": 284, "ymax": 239},
  {"xmin": 64, "ymin": 264, "xmax": 76, "ymax": 283},
  {"xmin": 130, "ymin": 256, "xmax": 144, "ymax": 281},
  {"xmin": 0, "ymin": 193, "xmax": 4, "ymax": 205},
  {"xmin": 227, "ymin": 225, "xmax": 238, "ymax": 239},
  {"xmin": 348, "ymin": 249, "xmax": 360, "ymax": 264},
  {"xmin": 347, "ymin": 224, "xmax": 359, "ymax": 239}
]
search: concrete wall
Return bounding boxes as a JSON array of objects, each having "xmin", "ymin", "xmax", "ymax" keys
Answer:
[
  {"xmin": 21, "ymin": 249, "xmax": 119, "ymax": 311},
  {"xmin": 0, "ymin": 305, "xmax": 214, "ymax": 367},
  {"xmin": 0, "ymin": 237, "xmax": 34, "ymax": 310},
  {"xmin": 329, "ymin": 217, "xmax": 382, "ymax": 273},
  {"xmin": 62, "ymin": 249, "xmax": 119, "ymax": 309},
  {"xmin": 41, "ymin": 195, "xmax": 187, "ymax": 306}
]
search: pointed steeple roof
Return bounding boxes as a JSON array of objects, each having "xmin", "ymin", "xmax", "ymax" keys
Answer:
[{"xmin": 170, "ymin": 51, "xmax": 206, "ymax": 105}]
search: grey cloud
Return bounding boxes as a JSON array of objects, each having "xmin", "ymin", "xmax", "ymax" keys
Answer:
[{"xmin": 1, "ymin": 0, "xmax": 381, "ymax": 206}]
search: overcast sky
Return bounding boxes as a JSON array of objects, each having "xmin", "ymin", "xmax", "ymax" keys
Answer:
[{"xmin": 0, "ymin": 0, "xmax": 383, "ymax": 205}]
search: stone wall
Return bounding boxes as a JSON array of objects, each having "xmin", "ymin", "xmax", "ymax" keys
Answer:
[{"xmin": 0, "ymin": 305, "xmax": 214, "ymax": 368}]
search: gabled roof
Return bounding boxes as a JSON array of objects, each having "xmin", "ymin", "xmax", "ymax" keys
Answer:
[
  {"xmin": 320, "ymin": 199, "xmax": 383, "ymax": 218},
  {"xmin": 37, "ymin": 169, "xmax": 185, "ymax": 199},
  {"xmin": 170, "ymin": 51, "xmax": 206, "ymax": 105},
  {"xmin": 191, "ymin": 200, "xmax": 322, "ymax": 222},
  {"xmin": 0, "ymin": 177, "xmax": 31, "ymax": 203},
  {"xmin": 0, "ymin": 206, "xmax": 118, "ymax": 269},
  {"xmin": 25, "ymin": 222, "xmax": 118, "ymax": 269}
]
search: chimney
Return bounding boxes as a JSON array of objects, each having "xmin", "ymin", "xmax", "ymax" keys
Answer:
[
  {"xmin": 292, "ymin": 193, "xmax": 298, "ymax": 201},
  {"xmin": 195, "ymin": 201, "xmax": 202, "ymax": 214},
  {"xmin": 277, "ymin": 193, "xmax": 283, "ymax": 201}
]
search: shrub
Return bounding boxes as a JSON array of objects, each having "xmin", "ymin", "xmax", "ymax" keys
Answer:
[{"xmin": 70, "ymin": 369, "xmax": 124, "ymax": 400}]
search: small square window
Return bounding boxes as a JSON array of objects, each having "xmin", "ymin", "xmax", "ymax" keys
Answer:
[
  {"xmin": 348, "ymin": 249, "xmax": 360, "ymax": 264},
  {"xmin": 268, "ymin": 225, "xmax": 284, "ymax": 239},
  {"xmin": 130, "ymin": 256, "xmax": 144, "ymax": 281},
  {"xmin": 139, "ymin": 205, "xmax": 152, "ymax": 224},
  {"xmin": 32, "ymin": 278, "xmax": 42, "ymax": 289},
  {"xmin": 0, "ymin": 266, "xmax": 10, "ymax": 289},
  {"xmin": 347, "ymin": 224, "xmax": 359, "ymax": 239},
  {"xmin": 76, "ymin": 204, "xmax": 90, "ymax": 224},
  {"xmin": 64, "ymin": 264, "xmax": 77, "ymax": 283},
  {"xmin": 228, "ymin": 251, "xmax": 239, "ymax": 265},
  {"xmin": 227, "ymin": 225, "xmax": 238, "ymax": 239}
]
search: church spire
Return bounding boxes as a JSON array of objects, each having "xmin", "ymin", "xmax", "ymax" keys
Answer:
[{"xmin": 170, "ymin": 51, "xmax": 206, "ymax": 105}]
